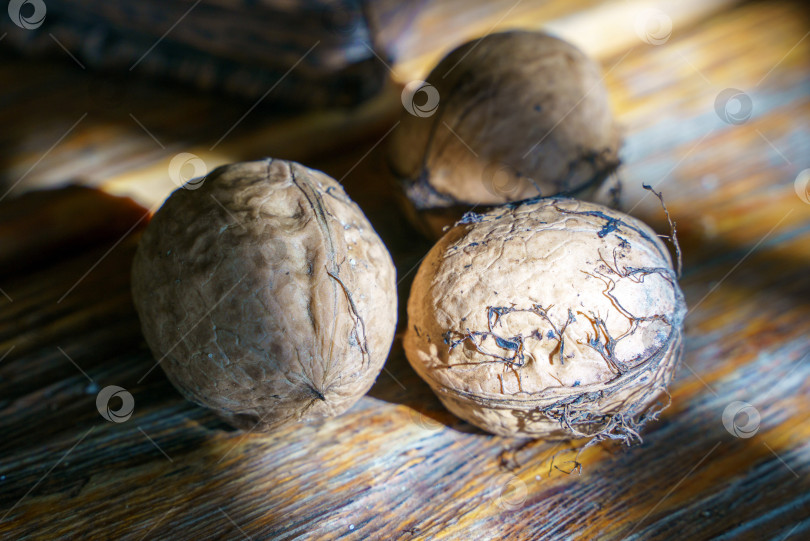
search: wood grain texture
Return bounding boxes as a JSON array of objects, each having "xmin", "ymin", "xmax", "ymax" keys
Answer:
[
  {"xmin": 374, "ymin": 0, "xmax": 738, "ymax": 82},
  {"xmin": 0, "ymin": 0, "xmax": 733, "ymax": 106},
  {"xmin": 0, "ymin": 0, "xmax": 386, "ymax": 107},
  {"xmin": 1, "ymin": 1, "xmax": 809, "ymax": 539}
]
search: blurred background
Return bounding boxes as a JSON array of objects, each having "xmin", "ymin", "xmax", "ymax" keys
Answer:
[
  {"xmin": 0, "ymin": 1, "xmax": 808, "ymax": 539},
  {"xmin": 0, "ymin": 0, "xmax": 805, "ymax": 211}
]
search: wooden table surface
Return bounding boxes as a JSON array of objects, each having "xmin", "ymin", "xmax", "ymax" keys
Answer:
[{"xmin": 1, "ymin": 1, "xmax": 809, "ymax": 539}]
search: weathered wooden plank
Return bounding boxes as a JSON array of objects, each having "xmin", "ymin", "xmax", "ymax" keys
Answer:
[
  {"xmin": 0, "ymin": 0, "xmax": 734, "ymax": 108},
  {"xmin": 0, "ymin": 0, "xmax": 737, "ymax": 203},
  {"xmin": 0, "ymin": 0, "xmax": 386, "ymax": 107},
  {"xmin": 383, "ymin": 0, "xmax": 738, "ymax": 83},
  {"xmin": 0, "ymin": 222, "xmax": 807, "ymax": 539}
]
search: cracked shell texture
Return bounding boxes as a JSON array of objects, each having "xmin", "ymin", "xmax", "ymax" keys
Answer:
[
  {"xmin": 404, "ymin": 197, "xmax": 686, "ymax": 438},
  {"xmin": 132, "ymin": 159, "xmax": 397, "ymax": 431},
  {"xmin": 388, "ymin": 31, "xmax": 620, "ymax": 212}
]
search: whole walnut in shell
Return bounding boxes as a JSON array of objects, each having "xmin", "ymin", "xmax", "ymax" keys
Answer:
[
  {"xmin": 404, "ymin": 197, "xmax": 685, "ymax": 440},
  {"xmin": 132, "ymin": 159, "xmax": 397, "ymax": 430},
  {"xmin": 388, "ymin": 31, "xmax": 621, "ymax": 237}
]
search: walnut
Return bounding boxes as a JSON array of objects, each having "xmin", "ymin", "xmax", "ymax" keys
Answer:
[
  {"xmin": 388, "ymin": 31, "xmax": 621, "ymax": 237},
  {"xmin": 132, "ymin": 159, "xmax": 397, "ymax": 430},
  {"xmin": 403, "ymin": 197, "xmax": 685, "ymax": 441}
]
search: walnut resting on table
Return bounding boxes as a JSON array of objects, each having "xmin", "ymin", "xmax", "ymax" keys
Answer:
[
  {"xmin": 389, "ymin": 31, "xmax": 622, "ymax": 238},
  {"xmin": 132, "ymin": 159, "xmax": 397, "ymax": 430},
  {"xmin": 404, "ymin": 197, "xmax": 685, "ymax": 441}
]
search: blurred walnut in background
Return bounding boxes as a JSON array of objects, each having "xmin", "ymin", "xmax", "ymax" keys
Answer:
[{"xmin": 388, "ymin": 31, "xmax": 622, "ymax": 237}]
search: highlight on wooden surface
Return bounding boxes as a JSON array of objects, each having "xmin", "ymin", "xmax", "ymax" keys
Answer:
[{"xmin": 0, "ymin": 0, "xmax": 808, "ymax": 539}]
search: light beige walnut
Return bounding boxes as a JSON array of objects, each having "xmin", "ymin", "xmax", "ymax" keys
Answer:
[
  {"xmin": 132, "ymin": 159, "xmax": 397, "ymax": 430},
  {"xmin": 404, "ymin": 197, "xmax": 685, "ymax": 440},
  {"xmin": 388, "ymin": 31, "xmax": 621, "ymax": 238}
]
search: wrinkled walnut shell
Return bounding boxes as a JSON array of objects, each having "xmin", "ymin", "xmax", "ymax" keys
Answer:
[
  {"xmin": 132, "ymin": 159, "xmax": 397, "ymax": 430},
  {"xmin": 404, "ymin": 197, "xmax": 685, "ymax": 440},
  {"xmin": 388, "ymin": 31, "xmax": 621, "ymax": 237}
]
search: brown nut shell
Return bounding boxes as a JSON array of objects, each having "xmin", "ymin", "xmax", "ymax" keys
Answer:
[
  {"xmin": 132, "ymin": 159, "xmax": 397, "ymax": 430},
  {"xmin": 404, "ymin": 197, "xmax": 685, "ymax": 440},
  {"xmin": 388, "ymin": 31, "xmax": 621, "ymax": 237}
]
